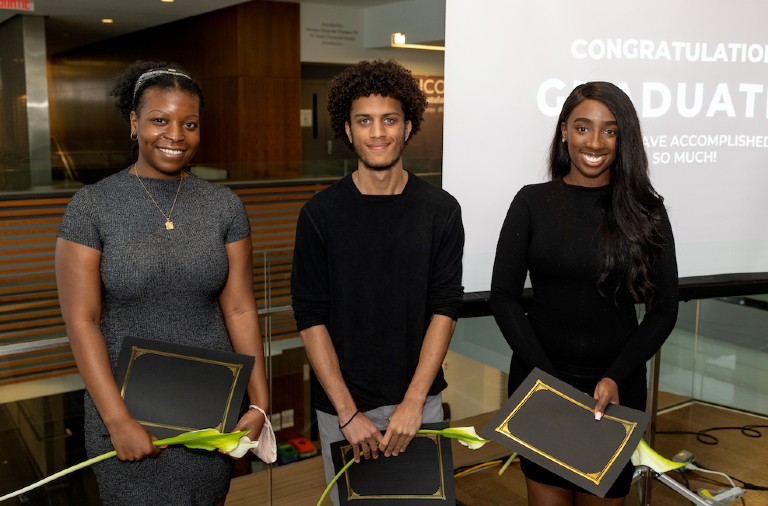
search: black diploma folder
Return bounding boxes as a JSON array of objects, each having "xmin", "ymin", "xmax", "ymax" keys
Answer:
[
  {"xmin": 480, "ymin": 368, "xmax": 650, "ymax": 497},
  {"xmin": 331, "ymin": 422, "xmax": 455, "ymax": 504},
  {"xmin": 114, "ymin": 336, "xmax": 255, "ymax": 439}
]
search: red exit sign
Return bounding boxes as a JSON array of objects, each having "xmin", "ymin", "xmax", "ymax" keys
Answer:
[{"xmin": 0, "ymin": 0, "xmax": 34, "ymax": 11}]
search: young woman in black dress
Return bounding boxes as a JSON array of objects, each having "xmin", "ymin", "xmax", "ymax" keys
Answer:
[{"xmin": 490, "ymin": 81, "xmax": 679, "ymax": 505}]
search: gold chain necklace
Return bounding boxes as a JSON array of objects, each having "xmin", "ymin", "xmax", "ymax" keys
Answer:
[{"xmin": 133, "ymin": 164, "xmax": 184, "ymax": 230}]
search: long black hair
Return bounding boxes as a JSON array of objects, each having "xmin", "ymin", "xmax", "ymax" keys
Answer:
[{"xmin": 550, "ymin": 81, "xmax": 666, "ymax": 306}]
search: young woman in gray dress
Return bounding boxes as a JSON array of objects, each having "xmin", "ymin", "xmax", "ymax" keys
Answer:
[
  {"xmin": 490, "ymin": 82, "xmax": 679, "ymax": 505},
  {"xmin": 55, "ymin": 61, "xmax": 269, "ymax": 505}
]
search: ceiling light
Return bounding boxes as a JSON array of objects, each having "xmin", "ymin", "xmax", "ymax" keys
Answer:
[
  {"xmin": 391, "ymin": 32, "xmax": 445, "ymax": 52},
  {"xmin": 161, "ymin": 0, "xmax": 175, "ymax": 3},
  {"xmin": 101, "ymin": 19, "xmax": 114, "ymax": 24}
]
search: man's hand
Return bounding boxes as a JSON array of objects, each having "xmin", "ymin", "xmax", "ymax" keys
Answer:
[
  {"xmin": 341, "ymin": 412, "xmax": 383, "ymax": 463},
  {"xmin": 593, "ymin": 377, "xmax": 620, "ymax": 421},
  {"xmin": 379, "ymin": 397, "xmax": 423, "ymax": 457}
]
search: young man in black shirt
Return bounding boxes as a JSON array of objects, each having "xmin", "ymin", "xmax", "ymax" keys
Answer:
[{"xmin": 291, "ymin": 59, "xmax": 464, "ymax": 504}]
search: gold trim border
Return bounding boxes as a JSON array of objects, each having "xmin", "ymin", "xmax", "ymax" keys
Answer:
[
  {"xmin": 119, "ymin": 345, "xmax": 244, "ymax": 433},
  {"xmin": 493, "ymin": 379, "xmax": 637, "ymax": 485},
  {"xmin": 339, "ymin": 433, "xmax": 447, "ymax": 501}
]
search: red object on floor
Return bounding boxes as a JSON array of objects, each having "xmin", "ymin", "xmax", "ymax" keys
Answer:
[{"xmin": 288, "ymin": 436, "xmax": 318, "ymax": 458}]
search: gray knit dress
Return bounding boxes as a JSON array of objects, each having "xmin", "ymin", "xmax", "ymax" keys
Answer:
[{"xmin": 58, "ymin": 168, "xmax": 251, "ymax": 505}]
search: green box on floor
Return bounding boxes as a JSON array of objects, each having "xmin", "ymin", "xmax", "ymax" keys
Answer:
[{"xmin": 277, "ymin": 441, "xmax": 298, "ymax": 465}]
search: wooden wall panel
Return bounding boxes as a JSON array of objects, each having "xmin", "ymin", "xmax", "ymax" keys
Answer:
[
  {"xmin": 48, "ymin": 0, "xmax": 301, "ymax": 182},
  {"xmin": 236, "ymin": 76, "xmax": 301, "ymax": 179},
  {"xmin": 194, "ymin": 77, "xmax": 241, "ymax": 166},
  {"xmin": 236, "ymin": 1, "xmax": 300, "ymax": 78},
  {"xmin": 193, "ymin": 8, "xmax": 240, "ymax": 78},
  {"xmin": 180, "ymin": 0, "xmax": 301, "ymax": 176}
]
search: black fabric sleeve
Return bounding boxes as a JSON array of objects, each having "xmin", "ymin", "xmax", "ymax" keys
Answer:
[
  {"xmin": 428, "ymin": 204, "xmax": 465, "ymax": 320},
  {"xmin": 290, "ymin": 207, "xmax": 330, "ymax": 332},
  {"xmin": 603, "ymin": 207, "xmax": 679, "ymax": 385},
  {"xmin": 489, "ymin": 189, "xmax": 557, "ymax": 376}
]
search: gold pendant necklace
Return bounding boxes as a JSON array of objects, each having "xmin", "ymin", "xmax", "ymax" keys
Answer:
[{"xmin": 133, "ymin": 164, "xmax": 184, "ymax": 230}]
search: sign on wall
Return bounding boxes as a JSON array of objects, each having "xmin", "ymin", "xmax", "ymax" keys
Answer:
[
  {"xmin": 0, "ymin": 0, "xmax": 34, "ymax": 11},
  {"xmin": 418, "ymin": 75, "xmax": 444, "ymax": 115}
]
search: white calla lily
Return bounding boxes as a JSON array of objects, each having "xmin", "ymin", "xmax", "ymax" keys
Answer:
[
  {"xmin": 419, "ymin": 426, "xmax": 489, "ymax": 449},
  {"xmin": 227, "ymin": 435, "xmax": 259, "ymax": 458},
  {"xmin": 630, "ymin": 438, "xmax": 687, "ymax": 474}
]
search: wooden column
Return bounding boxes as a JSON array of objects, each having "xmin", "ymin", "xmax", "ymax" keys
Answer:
[{"xmin": 189, "ymin": 1, "xmax": 302, "ymax": 179}]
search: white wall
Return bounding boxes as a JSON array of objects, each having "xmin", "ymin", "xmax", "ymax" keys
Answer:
[{"xmin": 444, "ymin": 0, "xmax": 768, "ymax": 291}]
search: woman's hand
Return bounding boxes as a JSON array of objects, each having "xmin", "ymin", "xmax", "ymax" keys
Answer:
[
  {"xmin": 108, "ymin": 418, "xmax": 160, "ymax": 461},
  {"xmin": 593, "ymin": 377, "xmax": 620, "ymax": 420},
  {"xmin": 235, "ymin": 407, "xmax": 266, "ymax": 442}
]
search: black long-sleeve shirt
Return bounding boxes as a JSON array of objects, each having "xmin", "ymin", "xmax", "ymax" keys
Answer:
[
  {"xmin": 291, "ymin": 173, "xmax": 464, "ymax": 414},
  {"xmin": 490, "ymin": 181, "xmax": 678, "ymax": 403}
]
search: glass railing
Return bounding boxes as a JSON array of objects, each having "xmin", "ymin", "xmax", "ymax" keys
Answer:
[
  {"xmin": 2, "ymin": 193, "xmax": 766, "ymax": 504},
  {"xmin": 2, "ymin": 154, "xmax": 442, "ymax": 193},
  {"xmin": 659, "ymin": 295, "xmax": 768, "ymax": 414},
  {"xmin": 243, "ymin": 278, "xmax": 768, "ymax": 504},
  {"xmin": 2, "ymin": 283, "xmax": 767, "ymax": 503},
  {"xmin": 452, "ymin": 285, "xmax": 768, "ymax": 418}
]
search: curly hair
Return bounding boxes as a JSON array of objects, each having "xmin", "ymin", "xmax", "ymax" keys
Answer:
[
  {"xmin": 328, "ymin": 59, "xmax": 427, "ymax": 151},
  {"xmin": 110, "ymin": 60, "xmax": 205, "ymax": 124},
  {"xmin": 549, "ymin": 82, "xmax": 667, "ymax": 307}
]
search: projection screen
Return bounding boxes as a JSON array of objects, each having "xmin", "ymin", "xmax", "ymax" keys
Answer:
[{"xmin": 443, "ymin": 0, "xmax": 768, "ymax": 292}]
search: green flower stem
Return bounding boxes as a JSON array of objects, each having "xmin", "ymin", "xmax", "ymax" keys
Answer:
[
  {"xmin": 0, "ymin": 429, "xmax": 249, "ymax": 502},
  {"xmin": 153, "ymin": 428, "xmax": 249, "ymax": 452},
  {"xmin": 498, "ymin": 452, "xmax": 518, "ymax": 476},
  {"xmin": 317, "ymin": 427, "xmax": 489, "ymax": 505},
  {"xmin": 316, "ymin": 451, "xmax": 360, "ymax": 506},
  {"xmin": 0, "ymin": 449, "xmax": 117, "ymax": 502},
  {"xmin": 418, "ymin": 428, "xmax": 487, "ymax": 446}
]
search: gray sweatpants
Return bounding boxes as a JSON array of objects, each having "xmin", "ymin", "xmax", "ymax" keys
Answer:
[{"xmin": 315, "ymin": 394, "xmax": 444, "ymax": 506}]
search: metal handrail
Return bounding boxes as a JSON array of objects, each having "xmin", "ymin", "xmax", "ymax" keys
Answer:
[
  {"xmin": 4, "ymin": 272, "xmax": 767, "ymax": 358},
  {"xmin": 0, "ymin": 305, "xmax": 295, "ymax": 358}
]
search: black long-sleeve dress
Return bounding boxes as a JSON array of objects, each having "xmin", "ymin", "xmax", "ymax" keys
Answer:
[{"xmin": 490, "ymin": 180, "xmax": 678, "ymax": 497}]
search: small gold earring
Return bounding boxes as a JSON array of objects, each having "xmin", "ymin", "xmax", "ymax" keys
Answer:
[{"xmin": 130, "ymin": 132, "xmax": 137, "ymax": 141}]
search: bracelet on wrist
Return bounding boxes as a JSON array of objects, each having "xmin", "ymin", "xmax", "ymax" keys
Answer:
[
  {"xmin": 339, "ymin": 409, "xmax": 360, "ymax": 430},
  {"xmin": 248, "ymin": 404, "xmax": 267, "ymax": 419}
]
